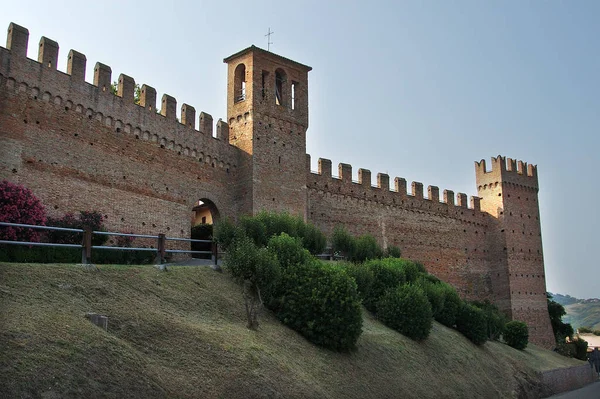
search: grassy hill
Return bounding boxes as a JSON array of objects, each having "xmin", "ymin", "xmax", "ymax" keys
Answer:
[
  {"xmin": 0, "ymin": 263, "xmax": 585, "ymax": 399},
  {"xmin": 550, "ymin": 292, "xmax": 600, "ymax": 330}
]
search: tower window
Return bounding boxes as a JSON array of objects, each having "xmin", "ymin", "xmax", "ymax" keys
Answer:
[
  {"xmin": 262, "ymin": 71, "xmax": 269, "ymax": 100},
  {"xmin": 275, "ymin": 69, "xmax": 286, "ymax": 106},
  {"xmin": 291, "ymin": 81, "xmax": 297, "ymax": 110},
  {"xmin": 234, "ymin": 63, "xmax": 246, "ymax": 103}
]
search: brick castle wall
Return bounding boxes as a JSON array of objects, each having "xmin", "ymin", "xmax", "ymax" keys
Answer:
[{"xmin": 0, "ymin": 23, "xmax": 555, "ymax": 347}]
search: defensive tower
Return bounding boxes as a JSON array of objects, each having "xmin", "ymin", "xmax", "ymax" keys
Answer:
[
  {"xmin": 476, "ymin": 156, "xmax": 555, "ymax": 347},
  {"xmin": 224, "ymin": 46, "xmax": 311, "ymax": 217}
]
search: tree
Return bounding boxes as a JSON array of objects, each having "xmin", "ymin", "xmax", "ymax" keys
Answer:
[
  {"xmin": 547, "ymin": 294, "xmax": 574, "ymax": 343},
  {"xmin": 0, "ymin": 180, "xmax": 47, "ymax": 242},
  {"xmin": 110, "ymin": 81, "xmax": 141, "ymax": 105}
]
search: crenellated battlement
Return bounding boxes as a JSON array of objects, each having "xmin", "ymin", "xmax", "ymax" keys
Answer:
[
  {"xmin": 308, "ymin": 156, "xmax": 483, "ymax": 215},
  {"xmin": 475, "ymin": 155, "xmax": 538, "ymax": 190},
  {"xmin": 1, "ymin": 22, "xmax": 237, "ymax": 167}
]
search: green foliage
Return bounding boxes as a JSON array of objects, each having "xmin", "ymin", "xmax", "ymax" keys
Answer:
[
  {"xmin": 435, "ymin": 284, "xmax": 461, "ymax": 328},
  {"xmin": 456, "ymin": 302, "xmax": 488, "ymax": 345},
  {"xmin": 383, "ymin": 245, "xmax": 402, "ymax": 258},
  {"xmin": 376, "ymin": 284, "xmax": 433, "ymax": 341},
  {"xmin": 298, "ymin": 222, "xmax": 327, "ymax": 255},
  {"xmin": 343, "ymin": 262, "xmax": 375, "ymax": 302},
  {"xmin": 572, "ymin": 337, "xmax": 588, "ymax": 361},
  {"xmin": 220, "ymin": 214, "xmax": 361, "ymax": 351},
  {"xmin": 416, "ymin": 277, "xmax": 446, "ymax": 319},
  {"xmin": 275, "ymin": 260, "xmax": 363, "ymax": 351},
  {"xmin": 239, "ymin": 215, "xmax": 268, "ymax": 247},
  {"xmin": 352, "ymin": 234, "xmax": 383, "ymax": 262},
  {"xmin": 503, "ymin": 321, "xmax": 528, "ymax": 350},
  {"xmin": 361, "ymin": 258, "xmax": 407, "ymax": 312},
  {"xmin": 213, "ymin": 218, "xmax": 242, "ymax": 251},
  {"xmin": 471, "ymin": 300, "xmax": 508, "ymax": 340},
  {"xmin": 402, "ymin": 261, "xmax": 427, "ymax": 283},
  {"xmin": 548, "ymin": 296, "xmax": 574, "ymax": 344},
  {"xmin": 225, "ymin": 235, "xmax": 280, "ymax": 301},
  {"xmin": 110, "ymin": 81, "xmax": 141, "ymax": 104},
  {"xmin": 266, "ymin": 233, "xmax": 312, "ymax": 270},
  {"xmin": 331, "ymin": 225, "xmax": 356, "ymax": 258}
]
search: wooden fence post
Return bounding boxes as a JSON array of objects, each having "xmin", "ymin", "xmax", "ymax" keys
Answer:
[
  {"xmin": 155, "ymin": 233, "xmax": 166, "ymax": 265},
  {"xmin": 81, "ymin": 227, "xmax": 92, "ymax": 264}
]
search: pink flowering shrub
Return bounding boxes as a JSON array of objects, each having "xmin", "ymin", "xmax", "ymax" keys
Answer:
[{"xmin": 0, "ymin": 180, "xmax": 47, "ymax": 242}]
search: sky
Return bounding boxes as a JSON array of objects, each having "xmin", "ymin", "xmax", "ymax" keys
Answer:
[{"xmin": 1, "ymin": 1, "xmax": 598, "ymax": 298}]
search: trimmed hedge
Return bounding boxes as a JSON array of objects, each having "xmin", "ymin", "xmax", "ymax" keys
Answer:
[
  {"xmin": 435, "ymin": 284, "xmax": 461, "ymax": 328},
  {"xmin": 361, "ymin": 258, "xmax": 407, "ymax": 312},
  {"xmin": 456, "ymin": 303, "xmax": 488, "ymax": 345},
  {"xmin": 376, "ymin": 284, "xmax": 433, "ymax": 341},
  {"xmin": 503, "ymin": 321, "xmax": 528, "ymax": 350},
  {"xmin": 275, "ymin": 260, "xmax": 363, "ymax": 351}
]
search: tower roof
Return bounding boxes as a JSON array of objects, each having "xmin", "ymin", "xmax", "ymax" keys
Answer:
[{"xmin": 223, "ymin": 45, "xmax": 312, "ymax": 72}]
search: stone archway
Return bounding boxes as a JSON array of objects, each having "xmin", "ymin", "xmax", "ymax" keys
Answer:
[{"xmin": 191, "ymin": 198, "xmax": 220, "ymax": 259}]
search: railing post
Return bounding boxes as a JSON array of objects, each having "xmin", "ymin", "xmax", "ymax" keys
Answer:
[
  {"xmin": 81, "ymin": 227, "xmax": 92, "ymax": 264},
  {"xmin": 155, "ymin": 233, "xmax": 166, "ymax": 265},
  {"xmin": 212, "ymin": 242, "xmax": 217, "ymax": 265}
]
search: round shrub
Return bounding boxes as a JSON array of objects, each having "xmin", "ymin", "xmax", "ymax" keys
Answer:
[
  {"xmin": 225, "ymin": 235, "xmax": 280, "ymax": 303},
  {"xmin": 417, "ymin": 277, "xmax": 445, "ymax": 318},
  {"xmin": 383, "ymin": 245, "xmax": 401, "ymax": 258},
  {"xmin": 376, "ymin": 284, "xmax": 433, "ymax": 341},
  {"xmin": 435, "ymin": 284, "xmax": 461, "ymax": 328},
  {"xmin": 331, "ymin": 225, "xmax": 356, "ymax": 259},
  {"xmin": 213, "ymin": 218, "xmax": 241, "ymax": 251},
  {"xmin": 276, "ymin": 260, "xmax": 363, "ymax": 351},
  {"xmin": 267, "ymin": 233, "xmax": 312, "ymax": 269},
  {"xmin": 456, "ymin": 302, "xmax": 488, "ymax": 345},
  {"xmin": 472, "ymin": 300, "xmax": 508, "ymax": 340},
  {"xmin": 344, "ymin": 262, "xmax": 375, "ymax": 301},
  {"xmin": 362, "ymin": 259, "xmax": 406, "ymax": 312},
  {"xmin": 298, "ymin": 222, "xmax": 327, "ymax": 255},
  {"xmin": 503, "ymin": 321, "xmax": 529, "ymax": 350},
  {"xmin": 0, "ymin": 180, "xmax": 46, "ymax": 242},
  {"xmin": 351, "ymin": 234, "xmax": 383, "ymax": 262}
]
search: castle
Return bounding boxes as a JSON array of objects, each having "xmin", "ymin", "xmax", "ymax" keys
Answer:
[{"xmin": 0, "ymin": 23, "xmax": 555, "ymax": 347}]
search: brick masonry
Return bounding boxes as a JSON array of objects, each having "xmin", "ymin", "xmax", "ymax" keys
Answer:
[{"xmin": 0, "ymin": 23, "xmax": 555, "ymax": 347}]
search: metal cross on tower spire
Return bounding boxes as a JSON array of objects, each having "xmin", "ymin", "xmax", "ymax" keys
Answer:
[{"xmin": 265, "ymin": 28, "xmax": 274, "ymax": 51}]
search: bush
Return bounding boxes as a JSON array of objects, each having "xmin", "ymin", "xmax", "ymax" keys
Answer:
[
  {"xmin": 213, "ymin": 218, "xmax": 241, "ymax": 251},
  {"xmin": 331, "ymin": 225, "xmax": 355, "ymax": 258},
  {"xmin": 46, "ymin": 211, "xmax": 108, "ymax": 246},
  {"xmin": 298, "ymin": 222, "xmax": 327, "ymax": 255},
  {"xmin": 504, "ymin": 321, "xmax": 529, "ymax": 350},
  {"xmin": 376, "ymin": 284, "xmax": 433, "ymax": 341},
  {"xmin": 401, "ymin": 260, "xmax": 427, "ymax": 283},
  {"xmin": 572, "ymin": 337, "xmax": 588, "ymax": 361},
  {"xmin": 456, "ymin": 302, "xmax": 488, "ymax": 345},
  {"xmin": 472, "ymin": 300, "xmax": 508, "ymax": 340},
  {"xmin": 191, "ymin": 223, "xmax": 213, "ymax": 259},
  {"xmin": 351, "ymin": 234, "xmax": 383, "ymax": 262},
  {"xmin": 384, "ymin": 245, "xmax": 401, "ymax": 258},
  {"xmin": 362, "ymin": 258, "xmax": 406, "ymax": 312},
  {"xmin": 435, "ymin": 284, "xmax": 461, "ymax": 328},
  {"xmin": 0, "ymin": 180, "xmax": 47, "ymax": 242},
  {"xmin": 275, "ymin": 260, "xmax": 363, "ymax": 351},
  {"xmin": 267, "ymin": 233, "xmax": 312, "ymax": 270},
  {"xmin": 344, "ymin": 262, "xmax": 375, "ymax": 301},
  {"xmin": 416, "ymin": 277, "xmax": 446, "ymax": 319}
]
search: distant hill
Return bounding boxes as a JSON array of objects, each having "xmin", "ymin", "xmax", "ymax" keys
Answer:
[{"xmin": 549, "ymin": 292, "xmax": 600, "ymax": 330}]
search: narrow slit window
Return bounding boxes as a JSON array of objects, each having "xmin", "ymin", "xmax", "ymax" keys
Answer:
[
  {"xmin": 291, "ymin": 81, "xmax": 297, "ymax": 110},
  {"xmin": 262, "ymin": 71, "xmax": 269, "ymax": 100},
  {"xmin": 234, "ymin": 64, "xmax": 246, "ymax": 103},
  {"xmin": 275, "ymin": 69, "xmax": 286, "ymax": 106}
]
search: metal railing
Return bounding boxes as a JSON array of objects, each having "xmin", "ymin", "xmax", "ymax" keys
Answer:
[{"xmin": 0, "ymin": 221, "xmax": 219, "ymax": 265}]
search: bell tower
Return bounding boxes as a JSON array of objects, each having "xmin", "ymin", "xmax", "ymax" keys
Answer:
[{"xmin": 224, "ymin": 46, "xmax": 312, "ymax": 217}]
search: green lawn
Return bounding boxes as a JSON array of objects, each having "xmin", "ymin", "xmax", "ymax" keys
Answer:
[{"xmin": 0, "ymin": 263, "xmax": 584, "ymax": 398}]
